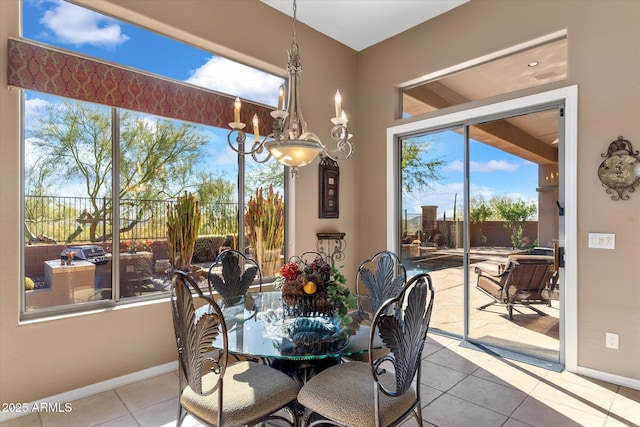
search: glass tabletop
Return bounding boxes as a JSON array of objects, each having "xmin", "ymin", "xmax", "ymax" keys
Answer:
[{"xmin": 217, "ymin": 291, "xmax": 383, "ymax": 361}]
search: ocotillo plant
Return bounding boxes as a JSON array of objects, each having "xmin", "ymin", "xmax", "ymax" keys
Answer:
[{"xmin": 167, "ymin": 192, "xmax": 201, "ymax": 271}]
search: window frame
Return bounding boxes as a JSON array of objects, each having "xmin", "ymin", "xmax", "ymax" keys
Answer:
[{"xmin": 17, "ymin": 7, "xmax": 286, "ymax": 319}]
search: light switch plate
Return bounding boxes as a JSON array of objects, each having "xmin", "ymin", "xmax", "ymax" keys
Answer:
[
  {"xmin": 606, "ymin": 332, "xmax": 619, "ymax": 350},
  {"xmin": 588, "ymin": 233, "xmax": 615, "ymax": 249}
]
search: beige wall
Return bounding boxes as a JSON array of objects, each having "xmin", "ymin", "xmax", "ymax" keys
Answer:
[
  {"xmin": 1, "ymin": 0, "xmax": 638, "ymax": 404},
  {"xmin": 355, "ymin": 0, "xmax": 640, "ymax": 380},
  {"xmin": 0, "ymin": 0, "xmax": 358, "ymax": 403}
]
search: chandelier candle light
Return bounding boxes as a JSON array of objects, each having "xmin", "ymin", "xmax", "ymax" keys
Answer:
[{"xmin": 227, "ymin": 0, "xmax": 354, "ymax": 177}]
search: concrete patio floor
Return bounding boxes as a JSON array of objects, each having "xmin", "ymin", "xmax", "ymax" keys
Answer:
[{"xmin": 417, "ymin": 248, "xmax": 560, "ymax": 362}]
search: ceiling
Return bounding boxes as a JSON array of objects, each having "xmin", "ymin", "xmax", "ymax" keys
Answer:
[
  {"xmin": 261, "ymin": 0, "xmax": 565, "ymax": 165},
  {"xmin": 260, "ymin": 0, "xmax": 469, "ymax": 51}
]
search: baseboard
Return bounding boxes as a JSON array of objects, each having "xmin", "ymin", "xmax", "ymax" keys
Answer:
[
  {"xmin": 0, "ymin": 361, "xmax": 178, "ymax": 422},
  {"xmin": 577, "ymin": 366, "xmax": 640, "ymax": 390}
]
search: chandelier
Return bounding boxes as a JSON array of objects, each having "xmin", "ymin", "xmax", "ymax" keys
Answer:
[{"xmin": 227, "ymin": 0, "xmax": 353, "ymax": 176}]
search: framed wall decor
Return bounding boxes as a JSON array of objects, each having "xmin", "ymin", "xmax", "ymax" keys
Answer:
[
  {"xmin": 319, "ymin": 156, "xmax": 339, "ymax": 218},
  {"xmin": 598, "ymin": 136, "xmax": 640, "ymax": 200}
]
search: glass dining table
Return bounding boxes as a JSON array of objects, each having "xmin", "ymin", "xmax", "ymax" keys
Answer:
[{"xmin": 215, "ymin": 291, "xmax": 383, "ymax": 383}]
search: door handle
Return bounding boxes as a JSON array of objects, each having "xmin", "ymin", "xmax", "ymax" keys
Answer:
[{"xmin": 554, "ymin": 243, "xmax": 565, "ymax": 270}]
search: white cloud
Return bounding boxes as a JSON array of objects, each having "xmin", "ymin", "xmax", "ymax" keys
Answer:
[
  {"xmin": 24, "ymin": 97, "xmax": 50, "ymax": 130},
  {"xmin": 448, "ymin": 159, "xmax": 520, "ymax": 173},
  {"xmin": 186, "ymin": 57, "xmax": 283, "ymax": 107},
  {"xmin": 39, "ymin": 0, "xmax": 129, "ymax": 49}
]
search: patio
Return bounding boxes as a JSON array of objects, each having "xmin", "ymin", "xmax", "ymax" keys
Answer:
[
  {"xmin": 1, "ymin": 333, "xmax": 637, "ymax": 427},
  {"xmin": 411, "ymin": 247, "xmax": 561, "ymax": 362}
]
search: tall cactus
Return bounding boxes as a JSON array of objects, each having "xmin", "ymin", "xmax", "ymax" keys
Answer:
[{"xmin": 167, "ymin": 192, "xmax": 201, "ymax": 272}]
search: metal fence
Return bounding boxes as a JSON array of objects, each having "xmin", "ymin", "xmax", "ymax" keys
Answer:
[{"xmin": 24, "ymin": 195, "xmax": 239, "ymax": 244}]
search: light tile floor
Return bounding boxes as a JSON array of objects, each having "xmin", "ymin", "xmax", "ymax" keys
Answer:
[{"xmin": 2, "ymin": 334, "xmax": 638, "ymax": 427}]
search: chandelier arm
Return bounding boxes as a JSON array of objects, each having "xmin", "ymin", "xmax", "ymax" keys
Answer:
[
  {"xmin": 315, "ymin": 124, "xmax": 353, "ymax": 162},
  {"xmin": 250, "ymin": 136, "xmax": 273, "ymax": 163},
  {"xmin": 225, "ymin": 0, "xmax": 354, "ymax": 174},
  {"xmin": 227, "ymin": 129, "xmax": 272, "ymax": 162}
]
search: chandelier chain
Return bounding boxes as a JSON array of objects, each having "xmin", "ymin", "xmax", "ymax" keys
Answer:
[
  {"xmin": 226, "ymin": 0, "xmax": 353, "ymax": 175},
  {"xmin": 292, "ymin": 0, "xmax": 297, "ymax": 43}
]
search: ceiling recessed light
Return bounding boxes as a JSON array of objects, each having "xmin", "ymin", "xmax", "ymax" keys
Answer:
[{"xmin": 528, "ymin": 61, "xmax": 541, "ymax": 67}]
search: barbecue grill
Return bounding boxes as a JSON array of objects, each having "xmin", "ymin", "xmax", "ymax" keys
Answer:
[{"xmin": 61, "ymin": 245, "xmax": 110, "ymax": 265}]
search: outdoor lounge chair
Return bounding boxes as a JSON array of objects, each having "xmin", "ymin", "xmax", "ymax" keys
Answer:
[{"xmin": 475, "ymin": 255, "xmax": 555, "ymax": 320}]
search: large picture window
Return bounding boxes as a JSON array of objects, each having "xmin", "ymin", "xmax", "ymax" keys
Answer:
[{"xmin": 19, "ymin": 0, "xmax": 286, "ymax": 316}]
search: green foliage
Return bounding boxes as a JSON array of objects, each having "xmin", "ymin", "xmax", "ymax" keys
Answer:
[
  {"xmin": 470, "ymin": 194, "xmax": 494, "ymax": 245},
  {"xmin": 246, "ymin": 160, "xmax": 285, "ymax": 190},
  {"xmin": 192, "ymin": 236, "xmax": 228, "ymax": 263},
  {"xmin": 401, "ymin": 139, "xmax": 446, "ymax": 193},
  {"xmin": 27, "ymin": 100, "xmax": 208, "ymax": 243},
  {"xmin": 166, "ymin": 192, "xmax": 202, "ymax": 271},
  {"xmin": 25, "ymin": 277, "xmax": 35, "ymax": 291},
  {"xmin": 491, "ymin": 196, "xmax": 537, "ymax": 248},
  {"xmin": 194, "ymin": 172, "xmax": 238, "ymax": 235},
  {"xmin": 469, "ymin": 194, "xmax": 493, "ymax": 224}
]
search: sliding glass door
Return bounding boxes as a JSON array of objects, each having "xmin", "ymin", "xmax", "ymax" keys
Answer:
[
  {"xmin": 400, "ymin": 127, "xmax": 465, "ymax": 337},
  {"xmin": 399, "ymin": 106, "xmax": 562, "ymax": 363}
]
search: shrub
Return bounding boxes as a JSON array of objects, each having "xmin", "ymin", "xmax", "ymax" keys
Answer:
[
  {"xmin": 25, "ymin": 277, "xmax": 35, "ymax": 290},
  {"xmin": 192, "ymin": 236, "xmax": 227, "ymax": 263}
]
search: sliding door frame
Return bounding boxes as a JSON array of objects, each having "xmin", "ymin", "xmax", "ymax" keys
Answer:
[{"xmin": 386, "ymin": 86, "xmax": 578, "ymax": 371}]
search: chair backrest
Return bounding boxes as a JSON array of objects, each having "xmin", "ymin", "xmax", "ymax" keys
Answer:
[
  {"xmin": 356, "ymin": 251, "xmax": 406, "ymax": 313},
  {"xmin": 208, "ymin": 249, "xmax": 261, "ymax": 304},
  {"xmin": 504, "ymin": 255, "xmax": 555, "ymax": 294},
  {"xmin": 370, "ymin": 272, "xmax": 434, "ymax": 396},
  {"xmin": 171, "ymin": 271, "xmax": 228, "ymax": 396}
]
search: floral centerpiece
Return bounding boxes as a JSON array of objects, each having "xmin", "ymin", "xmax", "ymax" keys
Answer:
[{"xmin": 276, "ymin": 256, "xmax": 355, "ymax": 323}]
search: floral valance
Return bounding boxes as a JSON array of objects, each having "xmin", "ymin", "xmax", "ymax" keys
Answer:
[{"xmin": 7, "ymin": 37, "xmax": 273, "ymax": 133}]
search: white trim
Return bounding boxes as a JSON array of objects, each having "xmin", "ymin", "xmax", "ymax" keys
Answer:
[
  {"xmin": 286, "ymin": 170, "xmax": 296, "ymax": 258},
  {"xmin": 0, "ymin": 361, "xmax": 178, "ymax": 422},
  {"xmin": 386, "ymin": 128, "xmax": 398, "ymax": 251},
  {"xmin": 387, "ymin": 85, "xmax": 578, "ymax": 372},
  {"xmin": 577, "ymin": 366, "xmax": 640, "ymax": 390},
  {"xmin": 401, "ymin": 30, "xmax": 567, "ymax": 88},
  {"xmin": 562, "ymin": 86, "xmax": 578, "ymax": 372}
]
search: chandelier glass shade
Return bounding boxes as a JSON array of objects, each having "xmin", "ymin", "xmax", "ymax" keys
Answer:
[{"xmin": 227, "ymin": 0, "xmax": 353, "ymax": 175}]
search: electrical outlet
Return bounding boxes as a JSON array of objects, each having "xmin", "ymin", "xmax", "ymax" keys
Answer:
[
  {"xmin": 605, "ymin": 332, "xmax": 619, "ymax": 350},
  {"xmin": 588, "ymin": 233, "xmax": 615, "ymax": 249}
]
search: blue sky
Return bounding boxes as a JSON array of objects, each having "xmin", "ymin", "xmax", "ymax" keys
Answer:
[
  {"xmin": 403, "ymin": 131, "xmax": 539, "ymax": 218},
  {"xmin": 22, "ymin": 0, "xmax": 287, "ymax": 196},
  {"xmin": 22, "ymin": 0, "xmax": 540, "ymax": 217}
]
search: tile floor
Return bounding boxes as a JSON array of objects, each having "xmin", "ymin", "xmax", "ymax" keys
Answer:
[{"xmin": 2, "ymin": 334, "xmax": 638, "ymax": 427}]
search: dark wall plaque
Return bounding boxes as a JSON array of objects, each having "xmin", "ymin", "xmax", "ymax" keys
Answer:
[{"xmin": 319, "ymin": 156, "xmax": 339, "ymax": 218}]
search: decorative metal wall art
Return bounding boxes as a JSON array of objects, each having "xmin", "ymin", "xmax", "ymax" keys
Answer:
[
  {"xmin": 598, "ymin": 136, "xmax": 640, "ymax": 200},
  {"xmin": 316, "ymin": 232, "xmax": 346, "ymax": 263},
  {"xmin": 319, "ymin": 156, "xmax": 340, "ymax": 218}
]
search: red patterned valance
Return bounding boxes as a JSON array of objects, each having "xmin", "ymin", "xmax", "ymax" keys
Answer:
[{"xmin": 7, "ymin": 37, "xmax": 274, "ymax": 133}]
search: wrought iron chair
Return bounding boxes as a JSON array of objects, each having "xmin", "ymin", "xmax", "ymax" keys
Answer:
[
  {"xmin": 348, "ymin": 251, "xmax": 407, "ymax": 362},
  {"xmin": 207, "ymin": 249, "xmax": 261, "ymax": 306},
  {"xmin": 475, "ymin": 255, "xmax": 556, "ymax": 320},
  {"xmin": 170, "ymin": 271, "xmax": 299, "ymax": 427},
  {"xmin": 355, "ymin": 250, "xmax": 407, "ymax": 313},
  {"xmin": 298, "ymin": 273, "xmax": 435, "ymax": 427}
]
